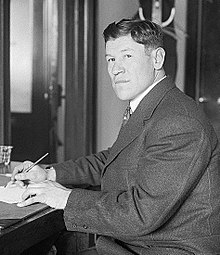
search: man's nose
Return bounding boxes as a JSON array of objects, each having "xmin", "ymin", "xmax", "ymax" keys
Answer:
[{"xmin": 112, "ymin": 61, "xmax": 125, "ymax": 75}]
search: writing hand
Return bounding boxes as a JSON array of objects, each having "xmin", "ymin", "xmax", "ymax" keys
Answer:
[
  {"xmin": 11, "ymin": 161, "xmax": 47, "ymax": 183},
  {"xmin": 17, "ymin": 180, "xmax": 72, "ymax": 209}
]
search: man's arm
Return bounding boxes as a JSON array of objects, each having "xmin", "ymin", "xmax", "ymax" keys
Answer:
[
  {"xmin": 63, "ymin": 116, "xmax": 216, "ymax": 239},
  {"xmin": 52, "ymin": 149, "xmax": 110, "ymax": 186},
  {"xmin": 17, "ymin": 149, "xmax": 110, "ymax": 208}
]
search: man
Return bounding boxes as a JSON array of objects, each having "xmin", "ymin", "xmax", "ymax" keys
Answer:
[{"xmin": 11, "ymin": 19, "xmax": 220, "ymax": 254}]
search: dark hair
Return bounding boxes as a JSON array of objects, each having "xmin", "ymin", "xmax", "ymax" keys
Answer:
[{"xmin": 103, "ymin": 18, "xmax": 163, "ymax": 50}]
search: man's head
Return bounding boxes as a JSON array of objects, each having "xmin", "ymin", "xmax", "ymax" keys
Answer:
[
  {"xmin": 103, "ymin": 19, "xmax": 166, "ymax": 101},
  {"xmin": 103, "ymin": 18, "xmax": 164, "ymax": 50}
]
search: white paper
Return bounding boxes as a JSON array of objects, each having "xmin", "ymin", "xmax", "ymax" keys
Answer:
[{"xmin": 0, "ymin": 186, "xmax": 25, "ymax": 204}]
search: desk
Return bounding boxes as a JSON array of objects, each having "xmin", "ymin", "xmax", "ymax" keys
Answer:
[{"xmin": 0, "ymin": 162, "xmax": 66, "ymax": 255}]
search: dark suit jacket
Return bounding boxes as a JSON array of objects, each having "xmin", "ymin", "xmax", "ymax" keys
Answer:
[{"xmin": 54, "ymin": 77, "xmax": 220, "ymax": 255}]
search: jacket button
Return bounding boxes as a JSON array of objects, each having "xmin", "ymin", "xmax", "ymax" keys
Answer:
[
  {"xmin": 83, "ymin": 224, "xmax": 88, "ymax": 229},
  {"xmin": 72, "ymin": 223, "xmax": 77, "ymax": 228}
]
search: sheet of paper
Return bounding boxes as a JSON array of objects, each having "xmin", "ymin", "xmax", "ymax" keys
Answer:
[{"xmin": 0, "ymin": 186, "xmax": 25, "ymax": 204}]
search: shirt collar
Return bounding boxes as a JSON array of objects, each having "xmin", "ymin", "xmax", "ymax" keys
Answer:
[{"xmin": 130, "ymin": 76, "xmax": 166, "ymax": 112}]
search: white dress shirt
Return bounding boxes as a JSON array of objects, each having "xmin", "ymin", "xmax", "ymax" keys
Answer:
[{"xmin": 130, "ymin": 76, "xmax": 166, "ymax": 112}]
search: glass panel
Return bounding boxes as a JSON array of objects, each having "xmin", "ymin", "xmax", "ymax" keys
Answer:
[{"xmin": 10, "ymin": 0, "xmax": 33, "ymax": 113}]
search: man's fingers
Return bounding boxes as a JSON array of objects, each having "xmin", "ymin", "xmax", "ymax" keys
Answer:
[
  {"xmin": 18, "ymin": 192, "xmax": 46, "ymax": 207},
  {"xmin": 15, "ymin": 180, "xmax": 26, "ymax": 187},
  {"xmin": 11, "ymin": 167, "xmax": 22, "ymax": 181},
  {"xmin": 5, "ymin": 180, "xmax": 25, "ymax": 188},
  {"xmin": 17, "ymin": 196, "xmax": 36, "ymax": 207},
  {"xmin": 11, "ymin": 161, "xmax": 33, "ymax": 181},
  {"xmin": 21, "ymin": 187, "xmax": 40, "ymax": 200},
  {"xmin": 17, "ymin": 195, "xmax": 44, "ymax": 207},
  {"xmin": 28, "ymin": 181, "xmax": 48, "ymax": 189},
  {"xmin": 14, "ymin": 172, "xmax": 30, "ymax": 181}
]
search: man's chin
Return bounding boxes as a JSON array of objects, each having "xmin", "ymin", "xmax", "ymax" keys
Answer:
[{"xmin": 116, "ymin": 94, "xmax": 131, "ymax": 101}]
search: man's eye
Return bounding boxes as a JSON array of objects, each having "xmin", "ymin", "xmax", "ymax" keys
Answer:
[
  {"xmin": 125, "ymin": 54, "xmax": 132, "ymax": 58},
  {"xmin": 107, "ymin": 58, "xmax": 115, "ymax": 62}
]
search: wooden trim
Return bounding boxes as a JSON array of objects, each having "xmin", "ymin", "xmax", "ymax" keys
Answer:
[
  {"xmin": 184, "ymin": 0, "xmax": 199, "ymax": 99},
  {"xmin": 64, "ymin": 0, "xmax": 97, "ymax": 160},
  {"xmin": 0, "ymin": 0, "xmax": 10, "ymax": 145}
]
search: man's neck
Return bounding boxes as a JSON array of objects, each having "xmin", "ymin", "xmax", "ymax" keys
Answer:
[{"xmin": 130, "ymin": 72, "xmax": 166, "ymax": 112}]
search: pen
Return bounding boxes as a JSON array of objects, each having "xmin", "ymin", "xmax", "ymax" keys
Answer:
[
  {"xmin": 4, "ymin": 153, "xmax": 49, "ymax": 188},
  {"xmin": 23, "ymin": 152, "xmax": 49, "ymax": 173}
]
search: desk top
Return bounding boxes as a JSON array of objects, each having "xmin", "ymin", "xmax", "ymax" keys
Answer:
[
  {"xmin": 0, "ymin": 163, "xmax": 49, "ymax": 230},
  {"xmin": 0, "ymin": 162, "xmax": 65, "ymax": 255}
]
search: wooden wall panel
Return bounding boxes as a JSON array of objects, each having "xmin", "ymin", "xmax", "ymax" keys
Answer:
[
  {"xmin": 64, "ymin": 0, "xmax": 97, "ymax": 160},
  {"xmin": 0, "ymin": 0, "xmax": 10, "ymax": 145}
]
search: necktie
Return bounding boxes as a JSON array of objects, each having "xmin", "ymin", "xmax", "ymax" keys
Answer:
[{"xmin": 122, "ymin": 104, "xmax": 132, "ymax": 127}]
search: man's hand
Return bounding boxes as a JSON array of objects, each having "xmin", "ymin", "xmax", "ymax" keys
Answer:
[
  {"xmin": 17, "ymin": 181, "xmax": 72, "ymax": 209},
  {"xmin": 11, "ymin": 161, "xmax": 49, "ymax": 183}
]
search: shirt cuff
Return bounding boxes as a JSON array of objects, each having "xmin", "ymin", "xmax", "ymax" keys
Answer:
[{"xmin": 45, "ymin": 166, "xmax": 56, "ymax": 181}]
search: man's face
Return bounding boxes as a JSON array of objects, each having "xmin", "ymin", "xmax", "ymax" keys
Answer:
[{"xmin": 105, "ymin": 34, "xmax": 155, "ymax": 101}]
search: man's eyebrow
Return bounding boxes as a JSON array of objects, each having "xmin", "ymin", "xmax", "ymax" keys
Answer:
[
  {"xmin": 105, "ymin": 48, "xmax": 135, "ymax": 57},
  {"xmin": 121, "ymin": 48, "xmax": 135, "ymax": 52},
  {"xmin": 105, "ymin": 54, "xmax": 115, "ymax": 59}
]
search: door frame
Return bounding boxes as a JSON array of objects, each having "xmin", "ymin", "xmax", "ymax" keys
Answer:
[
  {"xmin": 0, "ymin": 0, "xmax": 97, "ymax": 161},
  {"xmin": 10, "ymin": 0, "xmax": 51, "ymax": 162}
]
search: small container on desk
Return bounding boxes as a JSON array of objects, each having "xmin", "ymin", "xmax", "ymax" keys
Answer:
[
  {"xmin": 0, "ymin": 145, "xmax": 13, "ymax": 175},
  {"xmin": 0, "ymin": 145, "xmax": 13, "ymax": 165}
]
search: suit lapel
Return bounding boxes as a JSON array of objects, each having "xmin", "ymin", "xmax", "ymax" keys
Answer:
[{"xmin": 102, "ymin": 76, "xmax": 176, "ymax": 174}]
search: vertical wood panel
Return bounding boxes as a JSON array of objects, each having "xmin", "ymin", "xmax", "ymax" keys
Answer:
[
  {"xmin": 0, "ymin": 0, "xmax": 10, "ymax": 145},
  {"xmin": 65, "ymin": 0, "xmax": 96, "ymax": 160},
  {"xmin": 185, "ymin": 0, "xmax": 199, "ymax": 98}
]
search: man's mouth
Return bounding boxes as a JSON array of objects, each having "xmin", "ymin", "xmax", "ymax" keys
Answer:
[{"xmin": 115, "ymin": 80, "xmax": 129, "ymax": 84}]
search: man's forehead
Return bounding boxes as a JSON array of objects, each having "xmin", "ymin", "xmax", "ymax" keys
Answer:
[{"xmin": 105, "ymin": 35, "xmax": 144, "ymax": 55}]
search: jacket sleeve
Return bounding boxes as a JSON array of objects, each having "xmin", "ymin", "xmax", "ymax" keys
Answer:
[
  {"xmin": 63, "ymin": 116, "xmax": 217, "ymax": 239},
  {"xmin": 53, "ymin": 149, "xmax": 110, "ymax": 186}
]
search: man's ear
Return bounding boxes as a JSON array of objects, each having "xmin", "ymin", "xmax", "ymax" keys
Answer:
[{"xmin": 152, "ymin": 47, "xmax": 165, "ymax": 70}]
